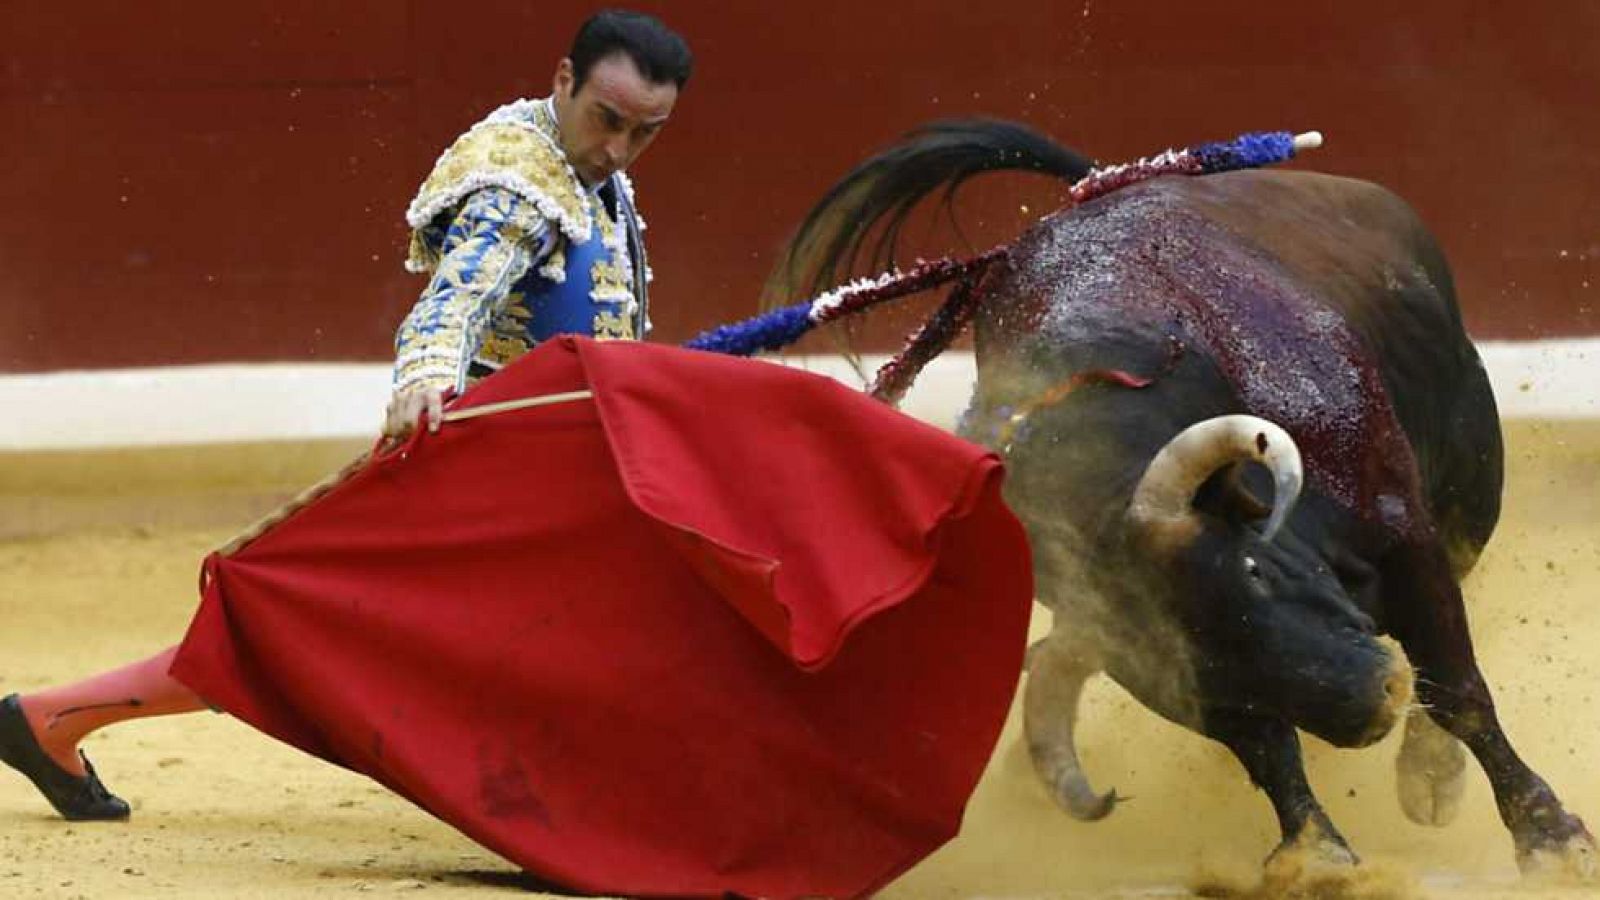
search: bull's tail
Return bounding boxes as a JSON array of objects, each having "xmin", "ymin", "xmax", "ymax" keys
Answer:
[
  {"xmin": 757, "ymin": 119, "xmax": 1093, "ymax": 405},
  {"xmin": 763, "ymin": 119, "xmax": 1094, "ymax": 307}
]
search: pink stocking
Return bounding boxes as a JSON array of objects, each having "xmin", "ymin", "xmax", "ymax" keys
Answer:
[{"xmin": 18, "ymin": 645, "xmax": 207, "ymax": 775}]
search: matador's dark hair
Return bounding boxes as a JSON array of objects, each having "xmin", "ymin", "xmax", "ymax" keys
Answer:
[{"xmin": 570, "ymin": 9, "xmax": 694, "ymax": 92}]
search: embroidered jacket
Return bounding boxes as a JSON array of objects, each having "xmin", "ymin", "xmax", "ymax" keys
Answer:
[{"xmin": 393, "ymin": 98, "xmax": 650, "ymax": 394}]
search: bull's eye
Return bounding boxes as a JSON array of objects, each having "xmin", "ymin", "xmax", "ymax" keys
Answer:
[{"xmin": 1243, "ymin": 556, "xmax": 1262, "ymax": 579}]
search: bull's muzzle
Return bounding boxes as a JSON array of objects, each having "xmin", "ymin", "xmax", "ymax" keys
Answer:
[{"xmin": 1355, "ymin": 637, "xmax": 1414, "ymax": 747}]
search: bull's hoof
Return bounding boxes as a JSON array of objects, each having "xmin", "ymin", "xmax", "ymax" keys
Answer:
[
  {"xmin": 1518, "ymin": 829, "xmax": 1598, "ymax": 882},
  {"xmin": 1261, "ymin": 831, "xmax": 1360, "ymax": 894},
  {"xmin": 1264, "ymin": 815, "xmax": 1360, "ymax": 873},
  {"xmin": 1194, "ymin": 839, "xmax": 1426, "ymax": 900},
  {"xmin": 1051, "ymin": 780, "xmax": 1121, "ymax": 822},
  {"xmin": 1395, "ymin": 709, "xmax": 1465, "ymax": 827},
  {"xmin": 1242, "ymin": 839, "xmax": 1427, "ymax": 900},
  {"xmin": 1395, "ymin": 744, "xmax": 1465, "ymax": 826},
  {"xmin": 1270, "ymin": 835, "xmax": 1358, "ymax": 869}
]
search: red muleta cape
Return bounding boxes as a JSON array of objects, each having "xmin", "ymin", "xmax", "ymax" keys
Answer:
[{"xmin": 171, "ymin": 337, "xmax": 1033, "ymax": 899}]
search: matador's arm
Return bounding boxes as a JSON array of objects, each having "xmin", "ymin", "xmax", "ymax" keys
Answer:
[{"xmin": 391, "ymin": 187, "xmax": 557, "ymax": 395}]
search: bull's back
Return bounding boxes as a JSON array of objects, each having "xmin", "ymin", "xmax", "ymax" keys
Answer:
[
  {"xmin": 982, "ymin": 170, "xmax": 1501, "ymax": 559},
  {"xmin": 1179, "ymin": 170, "xmax": 1503, "ymax": 561}
]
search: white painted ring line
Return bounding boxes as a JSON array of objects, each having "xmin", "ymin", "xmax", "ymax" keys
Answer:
[{"xmin": 1, "ymin": 340, "xmax": 1595, "ymax": 451}]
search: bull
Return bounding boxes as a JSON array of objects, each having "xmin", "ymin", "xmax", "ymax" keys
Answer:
[{"xmin": 768, "ymin": 120, "xmax": 1595, "ymax": 872}]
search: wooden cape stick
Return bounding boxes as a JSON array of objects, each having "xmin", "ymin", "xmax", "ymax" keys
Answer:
[{"xmin": 211, "ymin": 390, "xmax": 595, "ymax": 558}]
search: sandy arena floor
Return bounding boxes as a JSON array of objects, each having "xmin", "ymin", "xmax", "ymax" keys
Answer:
[{"xmin": 1, "ymin": 422, "xmax": 1596, "ymax": 899}]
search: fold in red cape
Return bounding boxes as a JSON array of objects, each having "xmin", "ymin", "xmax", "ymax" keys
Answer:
[{"xmin": 171, "ymin": 337, "xmax": 1033, "ymax": 900}]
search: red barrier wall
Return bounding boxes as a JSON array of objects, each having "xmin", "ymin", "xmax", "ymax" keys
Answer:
[{"xmin": 3, "ymin": 2, "xmax": 1596, "ymax": 372}]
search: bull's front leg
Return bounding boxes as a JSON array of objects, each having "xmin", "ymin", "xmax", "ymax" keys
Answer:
[
  {"xmin": 1025, "ymin": 630, "xmax": 1119, "ymax": 820},
  {"xmin": 1384, "ymin": 541, "xmax": 1596, "ymax": 878},
  {"xmin": 1204, "ymin": 709, "xmax": 1355, "ymax": 865}
]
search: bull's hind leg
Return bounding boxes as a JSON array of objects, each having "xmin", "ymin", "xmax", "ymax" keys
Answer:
[
  {"xmin": 1396, "ymin": 702, "xmax": 1467, "ymax": 826},
  {"xmin": 1397, "ymin": 368, "xmax": 1497, "ymax": 830},
  {"xmin": 1393, "ymin": 353, "xmax": 1511, "ymax": 824},
  {"xmin": 1205, "ymin": 710, "xmax": 1355, "ymax": 865},
  {"xmin": 1024, "ymin": 632, "xmax": 1119, "ymax": 820},
  {"xmin": 1385, "ymin": 541, "xmax": 1596, "ymax": 878}
]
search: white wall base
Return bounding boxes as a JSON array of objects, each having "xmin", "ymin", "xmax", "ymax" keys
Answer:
[{"xmin": 2, "ymin": 340, "xmax": 1595, "ymax": 451}]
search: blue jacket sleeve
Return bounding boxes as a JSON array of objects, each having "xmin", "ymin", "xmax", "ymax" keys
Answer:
[{"xmin": 392, "ymin": 187, "xmax": 556, "ymax": 394}]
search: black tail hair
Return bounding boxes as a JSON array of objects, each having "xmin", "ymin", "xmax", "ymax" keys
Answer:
[{"xmin": 763, "ymin": 118, "xmax": 1095, "ymax": 307}]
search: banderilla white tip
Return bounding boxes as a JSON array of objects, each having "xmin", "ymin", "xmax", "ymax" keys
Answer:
[{"xmin": 1292, "ymin": 131, "xmax": 1324, "ymax": 152}]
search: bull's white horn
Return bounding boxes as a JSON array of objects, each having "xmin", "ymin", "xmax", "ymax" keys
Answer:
[
  {"xmin": 1293, "ymin": 131, "xmax": 1324, "ymax": 152},
  {"xmin": 1128, "ymin": 415, "xmax": 1304, "ymax": 543}
]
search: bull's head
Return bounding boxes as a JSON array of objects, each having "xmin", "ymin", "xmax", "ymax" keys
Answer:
[{"xmin": 1127, "ymin": 415, "xmax": 1411, "ymax": 748}]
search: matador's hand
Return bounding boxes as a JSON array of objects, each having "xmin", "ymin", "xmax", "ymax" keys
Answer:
[{"xmin": 383, "ymin": 385, "xmax": 446, "ymax": 438}]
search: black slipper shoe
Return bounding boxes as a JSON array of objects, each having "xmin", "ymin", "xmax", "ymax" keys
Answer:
[{"xmin": 0, "ymin": 693, "xmax": 130, "ymax": 821}]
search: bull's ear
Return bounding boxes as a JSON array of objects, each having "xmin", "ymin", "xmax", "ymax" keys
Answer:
[{"xmin": 1193, "ymin": 462, "xmax": 1272, "ymax": 525}]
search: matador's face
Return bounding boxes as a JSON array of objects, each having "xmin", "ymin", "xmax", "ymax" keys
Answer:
[{"xmin": 552, "ymin": 53, "xmax": 678, "ymax": 187}]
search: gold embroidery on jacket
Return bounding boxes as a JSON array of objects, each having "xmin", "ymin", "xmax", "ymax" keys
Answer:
[
  {"xmin": 406, "ymin": 121, "xmax": 588, "ymax": 273},
  {"xmin": 593, "ymin": 309, "xmax": 635, "ymax": 341}
]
